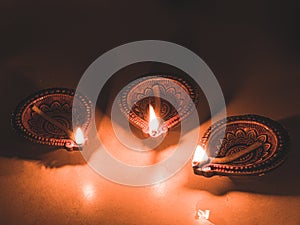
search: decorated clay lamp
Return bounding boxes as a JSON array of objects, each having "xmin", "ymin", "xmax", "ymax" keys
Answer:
[
  {"xmin": 192, "ymin": 115, "xmax": 289, "ymax": 177},
  {"xmin": 12, "ymin": 88, "xmax": 92, "ymax": 151},
  {"xmin": 118, "ymin": 75, "xmax": 200, "ymax": 137}
]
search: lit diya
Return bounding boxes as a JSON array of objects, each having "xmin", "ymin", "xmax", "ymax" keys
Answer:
[
  {"xmin": 118, "ymin": 75, "xmax": 200, "ymax": 137},
  {"xmin": 193, "ymin": 115, "xmax": 289, "ymax": 177},
  {"xmin": 12, "ymin": 88, "xmax": 92, "ymax": 151}
]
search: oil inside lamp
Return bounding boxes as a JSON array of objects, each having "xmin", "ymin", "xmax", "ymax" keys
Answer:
[{"xmin": 144, "ymin": 104, "xmax": 168, "ymax": 138}]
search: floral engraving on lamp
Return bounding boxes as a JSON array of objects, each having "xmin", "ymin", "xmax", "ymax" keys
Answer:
[
  {"xmin": 216, "ymin": 129, "xmax": 271, "ymax": 165},
  {"xmin": 118, "ymin": 75, "xmax": 200, "ymax": 136},
  {"xmin": 12, "ymin": 88, "xmax": 92, "ymax": 150},
  {"xmin": 193, "ymin": 114, "xmax": 289, "ymax": 177}
]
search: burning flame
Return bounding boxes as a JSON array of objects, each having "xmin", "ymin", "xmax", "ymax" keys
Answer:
[
  {"xmin": 75, "ymin": 128, "xmax": 85, "ymax": 145},
  {"xmin": 149, "ymin": 104, "xmax": 160, "ymax": 136},
  {"xmin": 192, "ymin": 145, "xmax": 208, "ymax": 166}
]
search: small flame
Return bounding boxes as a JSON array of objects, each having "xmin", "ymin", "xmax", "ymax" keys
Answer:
[
  {"xmin": 149, "ymin": 104, "xmax": 160, "ymax": 136},
  {"xmin": 192, "ymin": 145, "xmax": 209, "ymax": 166},
  {"xmin": 75, "ymin": 128, "xmax": 85, "ymax": 145}
]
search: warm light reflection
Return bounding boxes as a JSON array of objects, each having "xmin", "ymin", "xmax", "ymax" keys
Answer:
[
  {"xmin": 152, "ymin": 182, "xmax": 166, "ymax": 197},
  {"xmin": 196, "ymin": 209, "xmax": 210, "ymax": 220},
  {"xmin": 75, "ymin": 128, "xmax": 85, "ymax": 145},
  {"xmin": 148, "ymin": 104, "xmax": 160, "ymax": 136},
  {"xmin": 192, "ymin": 145, "xmax": 208, "ymax": 166},
  {"xmin": 82, "ymin": 184, "xmax": 95, "ymax": 200}
]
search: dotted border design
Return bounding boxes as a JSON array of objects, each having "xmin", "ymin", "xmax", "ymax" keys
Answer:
[
  {"xmin": 196, "ymin": 114, "xmax": 290, "ymax": 177},
  {"xmin": 11, "ymin": 88, "xmax": 92, "ymax": 147},
  {"xmin": 118, "ymin": 74, "xmax": 201, "ymax": 131}
]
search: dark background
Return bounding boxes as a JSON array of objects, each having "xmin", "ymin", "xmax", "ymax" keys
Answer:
[{"xmin": 0, "ymin": 1, "xmax": 299, "ymax": 225}]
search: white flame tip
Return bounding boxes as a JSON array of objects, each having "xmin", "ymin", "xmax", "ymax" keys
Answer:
[{"xmin": 75, "ymin": 128, "xmax": 85, "ymax": 145}]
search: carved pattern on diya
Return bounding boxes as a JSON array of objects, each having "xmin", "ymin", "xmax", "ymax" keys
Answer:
[
  {"xmin": 118, "ymin": 75, "xmax": 200, "ymax": 131},
  {"xmin": 194, "ymin": 115, "xmax": 289, "ymax": 177},
  {"xmin": 216, "ymin": 129, "xmax": 271, "ymax": 165},
  {"xmin": 12, "ymin": 88, "xmax": 92, "ymax": 147}
]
